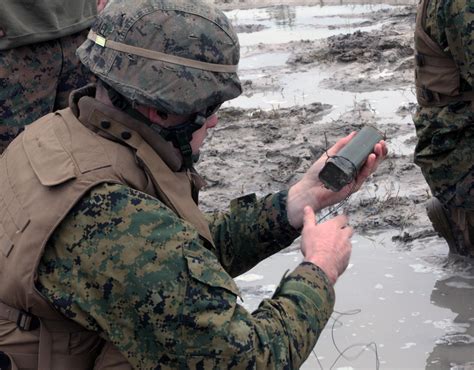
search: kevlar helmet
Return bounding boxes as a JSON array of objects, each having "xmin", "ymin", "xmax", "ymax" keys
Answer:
[{"xmin": 77, "ymin": 0, "xmax": 242, "ymax": 116}]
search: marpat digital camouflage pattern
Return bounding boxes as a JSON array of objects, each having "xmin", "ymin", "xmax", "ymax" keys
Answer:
[
  {"xmin": 38, "ymin": 184, "xmax": 335, "ymax": 369},
  {"xmin": 0, "ymin": 30, "xmax": 94, "ymax": 153},
  {"xmin": 77, "ymin": 0, "xmax": 242, "ymax": 116},
  {"xmin": 414, "ymin": 0, "xmax": 474, "ymax": 210}
]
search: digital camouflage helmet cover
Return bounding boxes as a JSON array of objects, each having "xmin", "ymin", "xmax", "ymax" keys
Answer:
[{"xmin": 77, "ymin": 0, "xmax": 242, "ymax": 116}]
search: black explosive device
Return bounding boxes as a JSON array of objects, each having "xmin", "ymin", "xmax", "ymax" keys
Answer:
[{"xmin": 318, "ymin": 126, "xmax": 384, "ymax": 192}]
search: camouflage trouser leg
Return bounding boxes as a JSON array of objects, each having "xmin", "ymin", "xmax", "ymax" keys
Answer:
[
  {"xmin": 414, "ymin": 105, "xmax": 474, "ymax": 256},
  {"xmin": 448, "ymin": 206, "xmax": 474, "ymax": 257},
  {"xmin": 444, "ymin": 164, "xmax": 474, "ymax": 256},
  {"xmin": 0, "ymin": 29, "xmax": 95, "ymax": 153},
  {"xmin": 422, "ymin": 165, "xmax": 474, "ymax": 256},
  {"xmin": 414, "ymin": 104, "xmax": 474, "ymax": 202}
]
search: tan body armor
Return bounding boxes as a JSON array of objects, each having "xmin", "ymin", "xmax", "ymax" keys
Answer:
[
  {"xmin": 414, "ymin": 0, "xmax": 474, "ymax": 108},
  {"xmin": 0, "ymin": 93, "xmax": 213, "ymax": 369}
]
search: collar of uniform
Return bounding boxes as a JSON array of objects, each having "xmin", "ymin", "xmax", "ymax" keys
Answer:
[{"xmin": 73, "ymin": 86, "xmax": 183, "ymax": 172}]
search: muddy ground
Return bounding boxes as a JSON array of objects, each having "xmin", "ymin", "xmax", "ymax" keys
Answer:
[{"xmin": 200, "ymin": 1, "xmax": 428, "ymax": 242}]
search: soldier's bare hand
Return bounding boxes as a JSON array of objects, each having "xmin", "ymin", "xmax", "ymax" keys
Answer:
[
  {"xmin": 287, "ymin": 133, "xmax": 387, "ymax": 229},
  {"xmin": 300, "ymin": 206, "xmax": 353, "ymax": 285}
]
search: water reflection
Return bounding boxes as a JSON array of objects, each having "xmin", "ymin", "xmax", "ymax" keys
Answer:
[
  {"xmin": 426, "ymin": 274, "xmax": 474, "ymax": 369},
  {"xmin": 228, "ymin": 67, "xmax": 415, "ymax": 131},
  {"xmin": 265, "ymin": 5, "xmax": 296, "ymax": 28},
  {"xmin": 226, "ymin": 4, "xmax": 395, "ymax": 46}
]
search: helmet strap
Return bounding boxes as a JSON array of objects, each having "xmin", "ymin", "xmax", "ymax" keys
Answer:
[
  {"xmin": 159, "ymin": 115, "xmax": 207, "ymax": 169},
  {"xmin": 103, "ymin": 84, "xmax": 205, "ymax": 170}
]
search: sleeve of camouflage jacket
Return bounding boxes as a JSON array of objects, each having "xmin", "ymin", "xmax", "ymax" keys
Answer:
[
  {"xmin": 37, "ymin": 183, "xmax": 335, "ymax": 370},
  {"xmin": 425, "ymin": 0, "xmax": 473, "ymax": 86},
  {"xmin": 205, "ymin": 191, "xmax": 301, "ymax": 277}
]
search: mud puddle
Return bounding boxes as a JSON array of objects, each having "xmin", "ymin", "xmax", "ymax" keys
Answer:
[
  {"xmin": 236, "ymin": 234, "xmax": 474, "ymax": 369},
  {"xmin": 198, "ymin": 1, "xmax": 474, "ymax": 368},
  {"xmin": 230, "ymin": 67, "xmax": 414, "ymax": 127}
]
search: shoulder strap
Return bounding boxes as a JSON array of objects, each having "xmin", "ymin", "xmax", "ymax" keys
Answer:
[
  {"xmin": 84, "ymin": 111, "xmax": 215, "ymax": 246},
  {"xmin": 414, "ymin": 0, "xmax": 473, "ymax": 107},
  {"xmin": 0, "ymin": 300, "xmax": 98, "ymax": 370}
]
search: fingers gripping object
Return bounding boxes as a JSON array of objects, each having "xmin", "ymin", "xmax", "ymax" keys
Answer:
[{"xmin": 319, "ymin": 126, "xmax": 385, "ymax": 192}]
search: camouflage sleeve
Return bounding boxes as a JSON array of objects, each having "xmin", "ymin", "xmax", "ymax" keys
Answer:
[
  {"xmin": 425, "ymin": 0, "xmax": 474, "ymax": 86},
  {"xmin": 37, "ymin": 183, "xmax": 334, "ymax": 370},
  {"xmin": 444, "ymin": 0, "xmax": 474, "ymax": 87},
  {"xmin": 205, "ymin": 191, "xmax": 300, "ymax": 277}
]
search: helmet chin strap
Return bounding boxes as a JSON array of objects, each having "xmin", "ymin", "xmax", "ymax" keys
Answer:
[
  {"xmin": 157, "ymin": 115, "xmax": 206, "ymax": 169},
  {"xmin": 105, "ymin": 85, "xmax": 205, "ymax": 169}
]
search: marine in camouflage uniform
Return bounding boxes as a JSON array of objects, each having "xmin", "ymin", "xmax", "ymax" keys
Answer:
[
  {"xmin": 39, "ymin": 1, "xmax": 334, "ymax": 367},
  {"xmin": 38, "ymin": 181, "xmax": 333, "ymax": 369},
  {"xmin": 413, "ymin": 0, "xmax": 474, "ymax": 256},
  {"xmin": 0, "ymin": 0, "xmax": 373, "ymax": 369},
  {"xmin": 0, "ymin": 0, "xmax": 98, "ymax": 153}
]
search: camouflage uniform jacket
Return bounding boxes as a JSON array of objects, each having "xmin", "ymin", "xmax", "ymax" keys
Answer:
[
  {"xmin": 413, "ymin": 0, "xmax": 474, "ymax": 209},
  {"xmin": 0, "ymin": 0, "xmax": 97, "ymax": 50},
  {"xmin": 11, "ymin": 88, "xmax": 336, "ymax": 369}
]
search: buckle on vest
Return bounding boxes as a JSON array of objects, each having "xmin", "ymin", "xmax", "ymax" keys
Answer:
[
  {"xmin": 415, "ymin": 53, "xmax": 424, "ymax": 67},
  {"xmin": 16, "ymin": 310, "xmax": 39, "ymax": 331}
]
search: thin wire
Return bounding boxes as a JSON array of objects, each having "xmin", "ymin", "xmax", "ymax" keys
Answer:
[
  {"xmin": 332, "ymin": 309, "xmax": 363, "ymax": 356},
  {"xmin": 330, "ymin": 341, "xmax": 380, "ymax": 370},
  {"xmin": 330, "ymin": 310, "xmax": 380, "ymax": 369},
  {"xmin": 311, "ymin": 135, "xmax": 380, "ymax": 368},
  {"xmin": 311, "ymin": 309, "xmax": 381, "ymax": 370},
  {"xmin": 312, "ymin": 348, "xmax": 325, "ymax": 370}
]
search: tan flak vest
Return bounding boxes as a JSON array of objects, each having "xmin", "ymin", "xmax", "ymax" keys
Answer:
[
  {"xmin": 0, "ymin": 90, "xmax": 214, "ymax": 370},
  {"xmin": 414, "ymin": 0, "xmax": 474, "ymax": 108}
]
